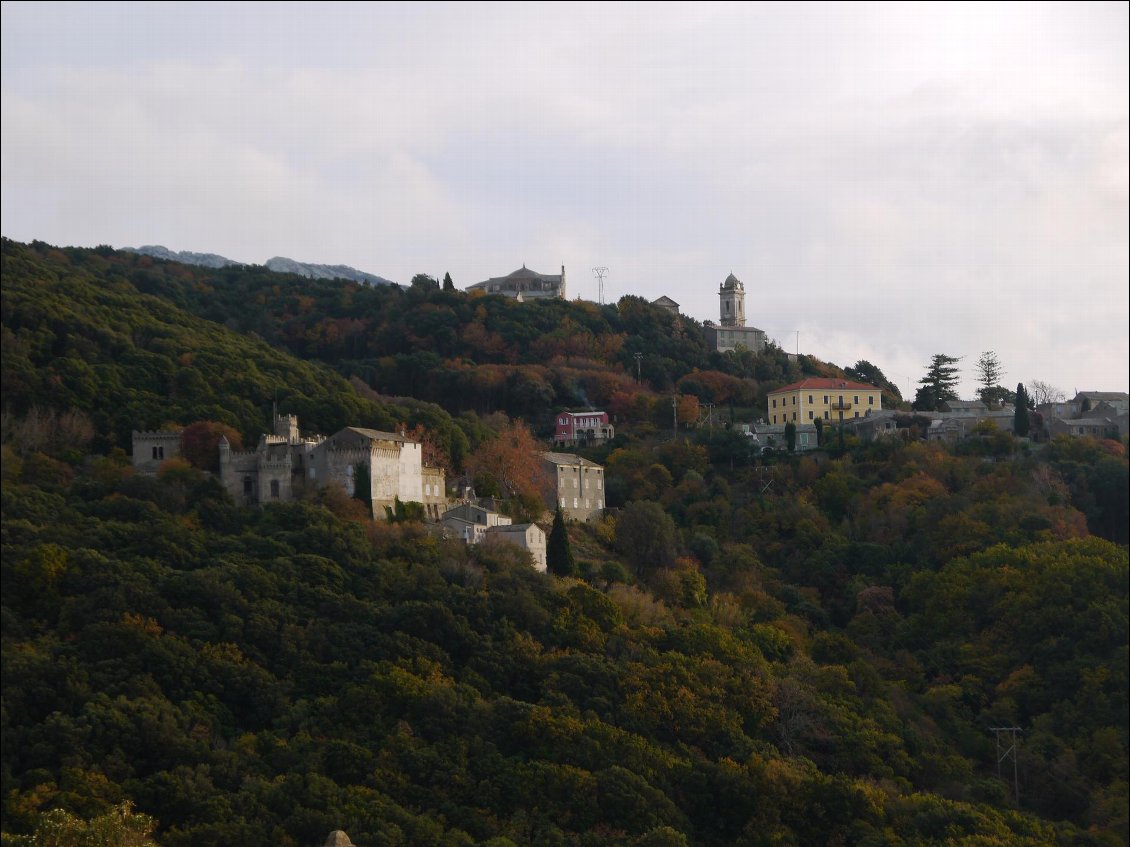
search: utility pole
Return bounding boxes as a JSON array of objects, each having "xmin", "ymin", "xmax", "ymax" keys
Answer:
[
  {"xmin": 991, "ymin": 726, "xmax": 1022, "ymax": 805},
  {"xmin": 672, "ymin": 394, "xmax": 678, "ymax": 439},
  {"xmin": 592, "ymin": 266, "xmax": 608, "ymax": 305},
  {"xmin": 634, "ymin": 352, "xmax": 643, "ymax": 384}
]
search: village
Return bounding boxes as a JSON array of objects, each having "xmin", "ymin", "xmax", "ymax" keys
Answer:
[{"xmin": 130, "ymin": 267, "xmax": 1128, "ymax": 576}]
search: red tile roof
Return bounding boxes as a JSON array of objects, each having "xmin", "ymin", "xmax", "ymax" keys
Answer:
[{"xmin": 771, "ymin": 378, "xmax": 880, "ymax": 393}]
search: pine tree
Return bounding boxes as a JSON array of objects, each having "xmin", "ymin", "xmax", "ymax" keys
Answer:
[
  {"xmin": 914, "ymin": 354, "xmax": 961, "ymax": 411},
  {"xmin": 443, "ymin": 271, "xmax": 455, "ymax": 291},
  {"xmin": 547, "ymin": 507, "xmax": 575, "ymax": 576}
]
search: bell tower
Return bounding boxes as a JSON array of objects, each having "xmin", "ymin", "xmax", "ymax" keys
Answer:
[{"xmin": 719, "ymin": 272, "xmax": 745, "ymax": 328}]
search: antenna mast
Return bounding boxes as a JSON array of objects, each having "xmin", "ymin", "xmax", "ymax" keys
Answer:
[{"xmin": 592, "ymin": 266, "xmax": 608, "ymax": 305}]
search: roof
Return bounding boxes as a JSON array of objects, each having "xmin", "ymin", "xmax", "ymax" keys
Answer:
[
  {"xmin": 652, "ymin": 295, "xmax": 680, "ymax": 307},
  {"xmin": 339, "ymin": 427, "xmax": 416, "ymax": 443},
  {"xmin": 770, "ymin": 378, "xmax": 881, "ymax": 393},
  {"xmin": 722, "ymin": 272, "xmax": 743, "ymax": 288},
  {"xmin": 542, "ymin": 452, "xmax": 603, "ymax": 468},
  {"xmin": 1075, "ymin": 391, "xmax": 1129, "ymax": 401},
  {"xmin": 488, "ymin": 523, "xmax": 541, "ymax": 533}
]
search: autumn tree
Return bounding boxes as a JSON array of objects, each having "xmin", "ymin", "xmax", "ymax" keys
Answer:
[
  {"xmin": 464, "ymin": 419, "xmax": 551, "ymax": 519},
  {"xmin": 180, "ymin": 420, "xmax": 243, "ymax": 471},
  {"xmin": 914, "ymin": 354, "xmax": 961, "ymax": 411}
]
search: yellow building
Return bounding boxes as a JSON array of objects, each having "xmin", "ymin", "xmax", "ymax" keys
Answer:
[{"xmin": 767, "ymin": 378, "xmax": 882, "ymax": 425}]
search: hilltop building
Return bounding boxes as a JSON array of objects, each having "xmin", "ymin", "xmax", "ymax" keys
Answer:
[
  {"xmin": 651, "ymin": 295, "xmax": 680, "ymax": 315},
  {"xmin": 466, "ymin": 265, "xmax": 566, "ymax": 301},
  {"xmin": 554, "ymin": 410, "xmax": 615, "ymax": 447},
  {"xmin": 767, "ymin": 378, "xmax": 882, "ymax": 425},
  {"xmin": 542, "ymin": 452, "xmax": 605, "ymax": 521},
  {"xmin": 703, "ymin": 273, "xmax": 767, "ymax": 353}
]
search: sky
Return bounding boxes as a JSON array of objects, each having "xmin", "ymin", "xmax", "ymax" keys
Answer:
[{"xmin": 2, "ymin": 1, "xmax": 1127, "ymax": 401}]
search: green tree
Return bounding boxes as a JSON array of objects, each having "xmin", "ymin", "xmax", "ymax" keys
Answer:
[
  {"xmin": 443, "ymin": 272, "xmax": 455, "ymax": 291},
  {"xmin": 547, "ymin": 507, "xmax": 575, "ymax": 577},
  {"xmin": 914, "ymin": 354, "xmax": 961, "ymax": 411},
  {"xmin": 975, "ymin": 351, "xmax": 1004, "ymax": 406},
  {"xmin": 785, "ymin": 421, "xmax": 797, "ymax": 453},
  {"xmin": 1014, "ymin": 383, "xmax": 1031, "ymax": 437},
  {"xmin": 614, "ymin": 500, "xmax": 678, "ymax": 574},
  {"xmin": 3, "ymin": 802, "xmax": 159, "ymax": 847}
]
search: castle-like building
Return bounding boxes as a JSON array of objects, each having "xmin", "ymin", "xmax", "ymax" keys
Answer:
[
  {"xmin": 133, "ymin": 413, "xmax": 446, "ymax": 520},
  {"xmin": 703, "ymin": 273, "xmax": 767, "ymax": 353}
]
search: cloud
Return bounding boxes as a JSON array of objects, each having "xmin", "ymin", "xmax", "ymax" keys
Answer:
[{"xmin": 1, "ymin": 2, "xmax": 1126, "ymax": 397}]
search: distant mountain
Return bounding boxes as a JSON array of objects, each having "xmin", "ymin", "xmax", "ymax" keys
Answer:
[
  {"xmin": 263, "ymin": 256, "xmax": 396, "ymax": 286},
  {"xmin": 125, "ymin": 244, "xmax": 240, "ymax": 269},
  {"xmin": 124, "ymin": 244, "xmax": 396, "ymax": 285}
]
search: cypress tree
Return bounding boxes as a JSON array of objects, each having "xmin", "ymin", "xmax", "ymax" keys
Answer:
[
  {"xmin": 547, "ymin": 507, "xmax": 575, "ymax": 576},
  {"xmin": 1014, "ymin": 383, "xmax": 1031, "ymax": 437}
]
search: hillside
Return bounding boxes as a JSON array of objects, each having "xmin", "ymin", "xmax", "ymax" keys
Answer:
[{"xmin": 1, "ymin": 239, "xmax": 1127, "ymax": 846}]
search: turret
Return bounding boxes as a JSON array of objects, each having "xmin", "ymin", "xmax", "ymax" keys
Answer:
[{"xmin": 719, "ymin": 272, "xmax": 746, "ymax": 328}]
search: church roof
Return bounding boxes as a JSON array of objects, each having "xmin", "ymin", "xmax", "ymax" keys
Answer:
[{"xmin": 722, "ymin": 272, "xmax": 743, "ymax": 288}]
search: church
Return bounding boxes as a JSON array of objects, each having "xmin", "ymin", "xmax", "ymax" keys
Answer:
[{"xmin": 702, "ymin": 272, "xmax": 767, "ymax": 353}]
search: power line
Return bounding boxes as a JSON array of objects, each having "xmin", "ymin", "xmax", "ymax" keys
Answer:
[{"xmin": 592, "ymin": 266, "xmax": 608, "ymax": 305}]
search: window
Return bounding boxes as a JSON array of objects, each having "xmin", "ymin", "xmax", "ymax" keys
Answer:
[
  {"xmin": 792, "ymin": 396, "xmax": 796, "ymax": 405},
  {"xmin": 868, "ymin": 396, "xmax": 874, "ymax": 405},
  {"xmin": 823, "ymin": 395, "xmax": 829, "ymax": 404},
  {"xmin": 854, "ymin": 395, "xmax": 859, "ymax": 404},
  {"xmin": 808, "ymin": 395, "xmax": 814, "ymax": 404},
  {"xmin": 243, "ymin": 477, "xmax": 253, "ymax": 495},
  {"xmin": 270, "ymin": 480, "xmax": 280, "ymax": 499},
  {"xmin": 824, "ymin": 411, "xmax": 830, "ymax": 420},
  {"xmin": 808, "ymin": 411, "xmax": 814, "ymax": 420},
  {"xmin": 854, "ymin": 412, "xmax": 859, "ymax": 418},
  {"xmin": 792, "ymin": 412, "xmax": 797, "ymax": 421},
  {"xmin": 597, "ymin": 479, "xmax": 603, "ymax": 490},
  {"xmin": 772, "ymin": 398, "xmax": 777, "ymax": 408},
  {"xmin": 573, "ymin": 498, "xmax": 578, "ymax": 508},
  {"xmin": 561, "ymin": 497, "xmax": 567, "ymax": 507},
  {"xmin": 152, "ymin": 446, "xmax": 159, "ymax": 460}
]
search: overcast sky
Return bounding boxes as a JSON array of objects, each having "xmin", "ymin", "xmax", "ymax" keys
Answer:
[{"xmin": 3, "ymin": 1, "xmax": 1127, "ymax": 400}]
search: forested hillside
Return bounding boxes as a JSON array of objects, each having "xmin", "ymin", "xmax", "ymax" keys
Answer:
[{"xmin": 1, "ymin": 240, "xmax": 1127, "ymax": 847}]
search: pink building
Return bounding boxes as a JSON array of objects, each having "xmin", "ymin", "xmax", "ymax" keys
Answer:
[{"xmin": 554, "ymin": 411, "xmax": 615, "ymax": 447}]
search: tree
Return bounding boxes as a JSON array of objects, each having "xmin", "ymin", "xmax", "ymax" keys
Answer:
[
  {"xmin": 975, "ymin": 351, "xmax": 1005, "ymax": 405},
  {"xmin": 914, "ymin": 354, "xmax": 961, "ymax": 411},
  {"xmin": 975, "ymin": 351, "xmax": 1014, "ymax": 408},
  {"xmin": 1029, "ymin": 380, "xmax": 1065, "ymax": 407},
  {"xmin": 443, "ymin": 271, "xmax": 455, "ymax": 291},
  {"xmin": 464, "ymin": 419, "xmax": 551, "ymax": 518},
  {"xmin": 410, "ymin": 273, "xmax": 439, "ymax": 291},
  {"xmin": 4, "ymin": 802, "xmax": 160, "ymax": 847},
  {"xmin": 547, "ymin": 507, "xmax": 575, "ymax": 576},
  {"xmin": 785, "ymin": 421, "xmax": 797, "ymax": 453},
  {"xmin": 845, "ymin": 360, "xmax": 902, "ymax": 403},
  {"xmin": 1014, "ymin": 383, "xmax": 1031, "ymax": 437},
  {"xmin": 180, "ymin": 421, "xmax": 243, "ymax": 471},
  {"xmin": 614, "ymin": 500, "xmax": 678, "ymax": 574}
]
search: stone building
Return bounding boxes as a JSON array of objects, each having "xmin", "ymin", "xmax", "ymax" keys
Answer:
[
  {"xmin": 135, "ymin": 412, "xmax": 446, "ymax": 519},
  {"xmin": 130, "ymin": 428, "xmax": 184, "ymax": 475},
  {"xmin": 485, "ymin": 523, "xmax": 548, "ymax": 571},
  {"xmin": 542, "ymin": 452, "xmax": 605, "ymax": 521},
  {"xmin": 703, "ymin": 273, "xmax": 767, "ymax": 353}
]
